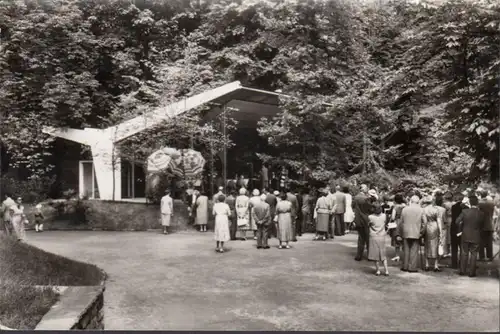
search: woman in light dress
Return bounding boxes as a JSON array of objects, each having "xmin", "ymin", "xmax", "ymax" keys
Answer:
[
  {"xmin": 313, "ymin": 188, "xmax": 330, "ymax": 240},
  {"xmin": 343, "ymin": 185, "xmax": 355, "ymax": 233},
  {"xmin": 275, "ymin": 192, "xmax": 293, "ymax": 249},
  {"xmin": 10, "ymin": 197, "xmax": 28, "ymax": 241},
  {"xmin": 235, "ymin": 188, "xmax": 250, "ymax": 240},
  {"xmin": 249, "ymin": 189, "xmax": 261, "ymax": 240},
  {"xmin": 422, "ymin": 195, "xmax": 443, "ymax": 272},
  {"xmin": 368, "ymin": 204, "xmax": 389, "ymax": 276},
  {"xmin": 195, "ymin": 190, "xmax": 209, "ymax": 232},
  {"xmin": 213, "ymin": 194, "xmax": 231, "ymax": 253},
  {"xmin": 389, "ymin": 194, "xmax": 406, "ymax": 262}
]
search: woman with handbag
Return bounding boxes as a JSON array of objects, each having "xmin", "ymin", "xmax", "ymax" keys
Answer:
[
  {"xmin": 275, "ymin": 192, "xmax": 293, "ymax": 249},
  {"xmin": 10, "ymin": 197, "xmax": 28, "ymax": 242},
  {"xmin": 389, "ymin": 194, "xmax": 406, "ymax": 262},
  {"xmin": 422, "ymin": 195, "xmax": 443, "ymax": 272},
  {"xmin": 235, "ymin": 188, "xmax": 250, "ymax": 240}
]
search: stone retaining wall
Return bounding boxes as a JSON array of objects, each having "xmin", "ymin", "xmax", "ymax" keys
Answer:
[{"xmin": 35, "ymin": 286, "xmax": 104, "ymax": 330}]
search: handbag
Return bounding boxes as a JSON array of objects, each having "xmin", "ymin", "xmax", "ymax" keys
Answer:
[
  {"xmin": 273, "ymin": 215, "xmax": 278, "ymax": 223},
  {"xmin": 237, "ymin": 218, "xmax": 248, "ymax": 227},
  {"xmin": 438, "ymin": 244, "xmax": 444, "ymax": 257},
  {"xmin": 387, "ymin": 222, "xmax": 397, "ymax": 229}
]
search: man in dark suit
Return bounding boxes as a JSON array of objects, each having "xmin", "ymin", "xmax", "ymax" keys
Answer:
[
  {"xmin": 456, "ymin": 195, "xmax": 485, "ymax": 277},
  {"xmin": 450, "ymin": 193, "xmax": 464, "ymax": 269},
  {"xmin": 397, "ymin": 195, "xmax": 425, "ymax": 272},
  {"xmin": 333, "ymin": 185, "xmax": 347, "ymax": 236},
  {"xmin": 225, "ymin": 190, "xmax": 237, "ymax": 240},
  {"xmin": 478, "ymin": 190, "xmax": 495, "ymax": 262},
  {"xmin": 354, "ymin": 184, "xmax": 372, "ymax": 261},
  {"xmin": 295, "ymin": 188, "xmax": 304, "ymax": 237},
  {"xmin": 266, "ymin": 190, "xmax": 278, "ymax": 238},
  {"xmin": 287, "ymin": 188, "xmax": 299, "ymax": 242}
]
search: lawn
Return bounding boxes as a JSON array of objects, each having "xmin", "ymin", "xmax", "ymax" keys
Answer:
[{"xmin": 0, "ymin": 234, "xmax": 104, "ymax": 329}]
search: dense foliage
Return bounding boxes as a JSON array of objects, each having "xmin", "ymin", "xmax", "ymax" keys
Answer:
[{"xmin": 0, "ymin": 0, "xmax": 498, "ymax": 189}]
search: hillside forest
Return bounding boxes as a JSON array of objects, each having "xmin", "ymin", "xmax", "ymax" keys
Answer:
[{"xmin": 0, "ymin": 0, "xmax": 499, "ymax": 197}]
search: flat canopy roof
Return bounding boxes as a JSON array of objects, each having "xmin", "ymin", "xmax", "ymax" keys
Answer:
[{"xmin": 43, "ymin": 81, "xmax": 334, "ymax": 145}]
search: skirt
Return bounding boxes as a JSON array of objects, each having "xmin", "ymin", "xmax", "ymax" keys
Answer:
[
  {"xmin": 368, "ymin": 235, "xmax": 387, "ymax": 261},
  {"xmin": 389, "ymin": 228, "xmax": 401, "ymax": 247},
  {"xmin": 277, "ymin": 213, "xmax": 293, "ymax": 242},
  {"xmin": 214, "ymin": 215, "xmax": 230, "ymax": 242},
  {"xmin": 11, "ymin": 215, "xmax": 26, "ymax": 241},
  {"xmin": 161, "ymin": 214, "xmax": 171, "ymax": 227},
  {"xmin": 425, "ymin": 220, "xmax": 439, "ymax": 259},
  {"xmin": 316, "ymin": 213, "xmax": 329, "ymax": 232}
]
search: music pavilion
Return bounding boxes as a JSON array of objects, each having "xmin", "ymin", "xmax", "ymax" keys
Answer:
[{"xmin": 43, "ymin": 81, "xmax": 332, "ymax": 202}]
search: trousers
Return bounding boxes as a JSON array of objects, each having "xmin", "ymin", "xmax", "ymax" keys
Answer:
[
  {"xmin": 450, "ymin": 227, "xmax": 461, "ymax": 268},
  {"xmin": 334, "ymin": 213, "xmax": 345, "ymax": 236},
  {"xmin": 479, "ymin": 231, "xmax": 493, "ymax": 260},
  {"xmin": 402, "ymin": 238, "xmax": 420, "ymax": 271},
  {"xmin": 256, "ymin": 223, "xmax": 270, "ymax": 247},
  {"xmin": 356, "ymin": 225, "xmax": 369, "ymax": 259},
  {"xmin": 460, "ymin": 242, "xmax": 479, "ymax": 276}
]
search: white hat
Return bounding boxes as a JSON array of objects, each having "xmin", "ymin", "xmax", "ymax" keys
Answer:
[
  {"xmin": 260, "ymin": 194, "xmax": 267, "ymax": 201},
  {"xmin": 273, "ymin": 190, "xmax": 279, "ymax": 196},
  {"xmin": 368, "ymin": 189, "xmax": 378, "ymax": 199},
  {"xmin": 252, "ymin": 189, "xmax": 260, "ymax": 196},
  {"xmin": 239, "ymin": 188, "xmax": 247, "ymax": 195}
]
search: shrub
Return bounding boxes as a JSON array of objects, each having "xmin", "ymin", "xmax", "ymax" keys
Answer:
[{"xmin": 0, "ymin": 176, "xmax": 56, "ymax": 203}]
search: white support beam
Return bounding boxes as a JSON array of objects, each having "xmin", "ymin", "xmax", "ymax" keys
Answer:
[
  {"xmin": 109, "ymin": 81, "xmax": 243, "ymax": 142},
  {"xmin": 90, "ymin": 140, "xmax": 122, "ymax": 201},
  {"xmin": 42, "ymin": 127, "xmax": 92, "ymax": 145}
]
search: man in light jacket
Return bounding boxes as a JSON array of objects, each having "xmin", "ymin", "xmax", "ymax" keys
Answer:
[
  {"xmin": 333, "ymin": 185, "xmax": 347, "ymax": 236},
  {"xmin": 253, "ymin": 194, "xmax": 272, "ymax": 249},
  {"xmin": 397, "ymin": 195, "xmax": 425, "ymax": 272},
  {"xmin": 1, "ymin": 193, "xmax": 16, "ymax": 235},
  {"xmin": 160, "ymin": 189, "xmax": 174, "ymax": 235}
]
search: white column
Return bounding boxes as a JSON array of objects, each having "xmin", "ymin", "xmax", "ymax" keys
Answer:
[{"xmin": 90, "ymin": 140, "xmax": 122, "ymax": 201}]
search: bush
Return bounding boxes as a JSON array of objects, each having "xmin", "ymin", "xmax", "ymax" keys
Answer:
[{"xmin": 0, "ymin": 176, "xmax": 56, "ymax": 203}]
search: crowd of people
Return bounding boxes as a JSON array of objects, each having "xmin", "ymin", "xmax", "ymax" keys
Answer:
[{"xmin": 161, "ymin": 182, "xmax": 499, "ymax": 277}]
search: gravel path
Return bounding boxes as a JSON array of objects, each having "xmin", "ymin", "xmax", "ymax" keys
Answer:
[{"xmin": 27, "ymin": 231, "xmax": 500, "ymax": 331}]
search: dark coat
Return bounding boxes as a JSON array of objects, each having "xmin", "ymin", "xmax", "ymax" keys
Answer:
[
  {"xmin": 457, "ymin": 207, "xmax": 485, "ymax": 244},
  {"xmin": 478, "ymin": 199, "xmax": 495, "ymax": 231},
  {"xmin": 353, "ymin": 192, "xmax": 372, "ymax": 229}
]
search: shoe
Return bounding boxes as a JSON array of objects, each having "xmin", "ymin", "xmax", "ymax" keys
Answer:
[
  {"xmin": 285, "ymin": 245, "xmax": 291, "ymax": 249},
  {"xmin": 257, "ymin": 246, "xmax": 262, "ymax": 249},
  {"xmin": 400, "ymin": 268, "xmax": 408, "ymax": 272},
  {"xmin": 384, "ymin": 272, "xmax": 389, "ymax": 276},
  {"xmin": 292, "ymin": 239, "xmax": 298, "ymax": 242},
  {"xmin": 354, "ymin": 257, "xmax": 362, "ymax": 261},
  {"xmin": 459, "ymin": 272, "xmax": 465, "ymax": 276},
  {"xmin": 407, "ymin": 270, "xmax": 418, "ymax": 273},
  {"xmin": 219, "ymin": 248, "xmax": 224, "ymax": 253},
  {"xmin": 433, "ymin": 267, "xmax": 441, "ymax": 272},
  {"xmin": 264, "ymin": 246, "xmax": 270, "ymax": 249},
  {"xmin": 375, "ymin": 271, "xmax": 381, "ymax": 276},
  {"xmin": 424, "ymin": 267, "xmax": 430, "ymax": 272},
  {"xmin": 468, "ymin": 273, "xmax": 476, "ymax": 278},
  {"xmin": 278, "ymin": 245, "xmax": 283, "ymax": 249}
]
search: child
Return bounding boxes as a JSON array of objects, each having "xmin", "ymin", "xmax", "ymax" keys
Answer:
[
  {"xmin": 34, "ymin": 204, "xmax": 45, "ymax": 232},
  {"xmin": 368, "ymin": 204, "xmax": 389, "ymax": 276}
]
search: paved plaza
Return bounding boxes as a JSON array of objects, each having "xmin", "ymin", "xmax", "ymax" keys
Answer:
[{"xmin": 27, "ymin": 231, "xmax": 499, "ymax": 331}]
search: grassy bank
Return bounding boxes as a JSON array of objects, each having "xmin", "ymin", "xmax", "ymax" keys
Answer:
[
  {"xmin": 0, "ymin": 284, "xmax": 59, "ymax": 330},
  {"xmin": 0, "ymin": 235, "xmax": 104, "ymax": 329}
]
